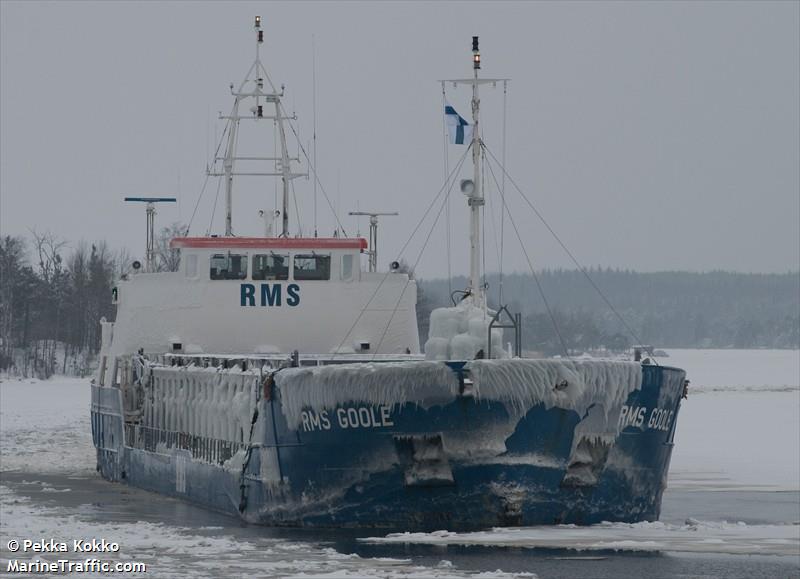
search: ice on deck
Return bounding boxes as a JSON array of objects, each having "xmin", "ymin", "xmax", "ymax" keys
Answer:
[
  {"xmin": 424, "ymin": 298, "xmax": 506, "ymax": 360},
  {"xmin": 275, "ymin": 357, "xmax": 642, "ymax": 434},
  {"xmin": 467, "ymin": 358, "xmax": 642, "ymax": 421},
  {"xmin": 274, "ymin": 361, "xmax": 460, "ymax": 428},
  {"xmin": 143, "ymin": 364, "xmax": 260, "ymax": 443}
]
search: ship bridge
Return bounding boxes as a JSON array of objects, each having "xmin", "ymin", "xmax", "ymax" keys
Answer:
[
  {"xmin": 109, "ymin": 235, "xmax": 420, "ymax": 359},
  {"xmin": 170, "ymin": 237, "xmax": 368, "ymax": 283}
]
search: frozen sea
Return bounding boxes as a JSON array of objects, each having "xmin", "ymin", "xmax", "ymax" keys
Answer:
[{"xmin": 1, "ymin": 349, "xmax": 798, "ymax": 578}]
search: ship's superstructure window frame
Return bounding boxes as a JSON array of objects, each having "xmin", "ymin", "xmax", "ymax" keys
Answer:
[
  {"xmin": 252, "ymin": 253, "xmax": 290, "ymax": 280},
  {"xmin": 341, "ymin": 254, "xmax": 355, "ymax": 281},
  {"xmin": 210, "ymin": 253, "xmax": 249, "ymax": 280},
  {"xmin": 185, "ymin": 254, "xmax": 198, "ymax": 278},
  {"xmin": 293, "ymin": 253, "xmax": 331, "ymax": 281}
]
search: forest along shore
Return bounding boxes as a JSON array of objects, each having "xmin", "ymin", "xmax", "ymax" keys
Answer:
[{"xmin": 3, "ymin": 233, "xmax": 798, "ymax": 376}]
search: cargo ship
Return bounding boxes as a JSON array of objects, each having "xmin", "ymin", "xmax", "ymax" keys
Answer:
[{"xmin": 91, "ymin": 18, "xmax": 688, "ymax": 530}]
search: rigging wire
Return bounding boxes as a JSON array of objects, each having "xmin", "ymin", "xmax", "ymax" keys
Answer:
[
  {"xmin": 278, "ymin": 99, "xmax": 349, "ymax": 237},
  {"xmin": 483, "ymin": 150, "xmax": 503, "ymax": 298},
  {"xmin": 312, "ymin": 34, "xmax": 318, "ymax": 238},
  {"xmin": 481, "ymin": 142, "xmax": 487, "ymax": 294},
  {"xmin": 205, "ymin": 115, "xmax": 233, "ymax": 235},
  {"xmin": 274, "ymin": 120, "xmax": 278, "ymax": 234},
  {"xmin": 371, "ymin": 159, "xmax": 460, "ymax": 358},
  {"xmin": 187, "ymin": 118, "xmax": 231, "ymax": 235},
  {"xmin": 499, "ymin": 80, "xmax": 508, "ymax": 306},
  {"xmin": 227, "ymin": 117, "xmax": 243, "ymax": 235},
  {"xmin": 207, "ymin": 170, "xmax": 224, "ymax": 236},
  {"xmin": 251, "ymin": 58, "xmax": 348, "ymax": 237},
  {"xmin": 483, "ymin": 143, "xmax": 655, "ymax": 360},
  {"xmin": 483, "ymin": 147, "xmax": 572, "ymax": 360},
  {"xmin": 441, "ymin": 82, "xmax": 452, "ymax": 296},
  {"xmin": 330, "ymin": 146, "xmax": 472, "ymax": 358},
  {"xmin": 291, "ymin": 179, "xmax": 303, "ymax": 236},
  {"xmin": 186, "ymin": 173, "xmax": 211, "ymax": 236}
]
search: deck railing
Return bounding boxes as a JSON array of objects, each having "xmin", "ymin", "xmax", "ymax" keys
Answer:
[{"xmin": 124, "ymin": 423, "xmax": 247, "ymax": 465}]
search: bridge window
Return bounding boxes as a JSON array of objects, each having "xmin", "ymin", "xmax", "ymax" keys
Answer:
[
  {"xmin": 293, "ymin": 254, "xmax": 330, "ymax": 281},
  {"xmin": 210, "ymin": 253, "xmax": 248, "ymax": 280},
  {"xmin": 252, "ymin": 253, "xmax": 289, "ymax": 280}
]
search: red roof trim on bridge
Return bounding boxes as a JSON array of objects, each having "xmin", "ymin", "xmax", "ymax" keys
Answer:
[{"xmin": 170, "ymin": 237, "xmax": 368, "ymax": 250}]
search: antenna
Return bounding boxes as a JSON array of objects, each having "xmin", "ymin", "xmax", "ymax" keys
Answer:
[
  {"xmin": 312, "ymin": 34, "xmax": 318, "ymax": 238},
  {"xmin": 348, "ymin": 211, "xmax": 399, "ymax": 272},
  {"xmin": 207, "ymin": 17, "xmax": 306, "ymax": 237},
  {"xmin": 124, "ymin": 197, "xmax": 177, "ymax": 272}
]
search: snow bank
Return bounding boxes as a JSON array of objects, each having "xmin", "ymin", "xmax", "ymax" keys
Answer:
[
  {"xmin": 275, "ymin": 361, "xmax": 460, "ymax": 429},
  {"xmin": 467, "ymin": 359, "xmax": 642, "ymax": 422},
  {"xmin": 362, "ymin": 518, "xmax": 800, "ymax": 556},
  {"xmin": 424, "ymin": 299, "xmax": 505, "ymax": 361}
]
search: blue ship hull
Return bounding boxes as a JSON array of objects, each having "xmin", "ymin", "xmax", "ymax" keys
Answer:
[{"xmin": 92, "ymin": 362, "xmax": 685, "ymax": 530}]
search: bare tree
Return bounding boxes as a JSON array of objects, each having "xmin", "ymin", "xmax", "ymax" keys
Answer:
[
  {"xmin": 155, "ymin": 222, "xmax": 186, "ymax": 272},
  {"xmin": 0, "ymin": 236, "xmax": 26, "ymax": 369},
  {"xmin": 30, "ymin": 229, "xmax": 67, "ymax": 284},
  {"xmin": 115, "ymin": 246, "xmax": 133, "ymax": 279}
]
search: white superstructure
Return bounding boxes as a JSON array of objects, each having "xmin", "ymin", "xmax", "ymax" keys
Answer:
[
  {"xmin": 108, "ymin": 237, "xmax": 420, "ymax": 359},
  {"xmin": 103, "ymin": 17, "xmax": 421, "ymax": 365}
]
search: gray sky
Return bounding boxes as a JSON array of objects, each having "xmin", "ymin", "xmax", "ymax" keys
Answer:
[{"xmin": 2, "ymin": 1, "xmax": 798, "ymax": 278}]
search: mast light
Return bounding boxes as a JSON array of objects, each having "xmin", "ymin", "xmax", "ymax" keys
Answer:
[{"xmin": 255, "ymin": 15, "xmax": 261, "ymax": 28}]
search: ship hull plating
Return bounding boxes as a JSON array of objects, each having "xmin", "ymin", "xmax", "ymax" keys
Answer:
[{"xmin": 92, "ymin": 364, "xmax": 685, "ymax": 530}]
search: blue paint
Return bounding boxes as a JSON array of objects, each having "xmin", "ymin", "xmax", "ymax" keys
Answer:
[
  {"xmin": 286, "ymin": 284, "xmax": 300, "ymax": 306},
  {"xmin": 241, "ymin": 284, "xmax": 255, "ymax": 306},
  {"xmin": 240, "ymin": 283, "xmax": 301, "ymax": 307},
  {"xmin": 92, "ymin": 364, "xmax": 686, "ymax": 530},
  {"xmin": 261, "ymin": 284, "xmax": 281, "ymax": 307}
]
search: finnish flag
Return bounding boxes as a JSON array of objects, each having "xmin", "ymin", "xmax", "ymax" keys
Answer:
[{"xmin": 445, "ymin": 104, "xmax": 473, "ymax": 145}]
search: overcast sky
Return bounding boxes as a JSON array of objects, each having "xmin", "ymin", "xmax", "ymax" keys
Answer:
[{"xmin": 1, "ymin": 1, "xmax": 798, "ymax": 278}]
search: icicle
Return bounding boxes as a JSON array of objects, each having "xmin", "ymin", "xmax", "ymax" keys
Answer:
[{"xmin": 275, "ymin": 361, "xmax": 460, "ymax": 429}]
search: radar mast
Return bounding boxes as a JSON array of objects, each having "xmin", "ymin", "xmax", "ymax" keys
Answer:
[{"xmin": 209, "ymin": 16, "xmax": 305, "ymax": 237}]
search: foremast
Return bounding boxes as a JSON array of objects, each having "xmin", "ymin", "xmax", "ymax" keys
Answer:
[
  {"xmin": 210, "ymin": 16, "xmax": 305, "ymax": 237},
  {"xmin": 446, "ymin": 37, "xmax": 505, "ymax": 310},
  {"xmin": 469, "ymin": 37, "xmax": 484, "ymax": 308}
]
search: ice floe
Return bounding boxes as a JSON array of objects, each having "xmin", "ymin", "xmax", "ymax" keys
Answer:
[{"xmin": 362, "ymin": 519, "xmax": 800, "ymax": 556}]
